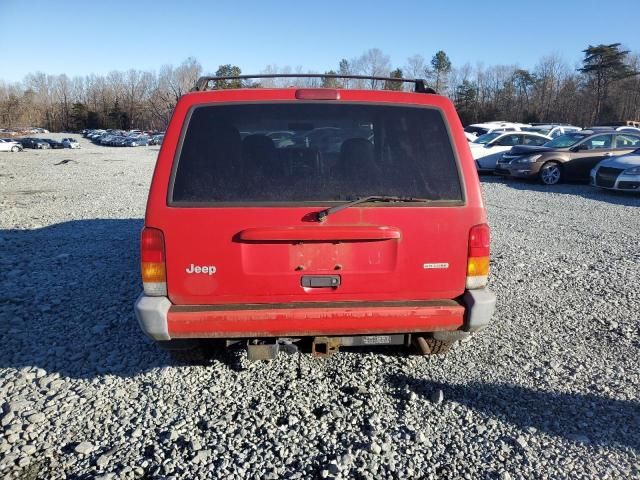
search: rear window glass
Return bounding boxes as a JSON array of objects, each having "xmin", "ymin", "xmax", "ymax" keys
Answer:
[{"xmin": 171, "ymin": 103, "xmax": 463, "ymax": 204}]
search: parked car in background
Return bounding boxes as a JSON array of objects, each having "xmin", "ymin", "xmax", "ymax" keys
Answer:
[
  {"xmin": 591, "ymin": 149, "xmax": 640, "ymax": 192},
  {"xmin": 0, "ymin": 138, "xmax": 23, "ymax": 152},
  {"xmin": 87, "ymin": 130, "xmax": 106, "ymax": 140},
  {"xmin": 117, "ymin": 136, "xmax": 130, "ymax": 147},
  {"xmin": 522, "ymin": 124, "xmax": 581, "ymax": 138},
  {"xmin": 595, "ymin": 121, "xmax": 640, "ymax": 129},
  {"xmin": 591, "ymin": 148, "xmax": 640, "ymax": 192},
  {"xmin": 496, "ymin": 130, "xmax": 640, "ymax": 184},
  {"xmin": 464, "ymin": 121, "xmax": 530, "ymax": 141},
  {"xmin": 125, "ymin": 135, "xmax": 149, "ymax": 147},
  {"xmin": 149, "ymin": 134, "xmax": 164, "ymax": 145},
  {"xmin": 615, "ymin": 126, "xmax": 640, "ymax": 135},
  {"xmin": 83, "ymin": 129, "xmax": 164, "ymax": 147},
  {"xmin": 41, "ymin": 138, "xmax": 65, "ymax": 149},
  {"xmin": 19, "ymin": 138, "xmax": 51, "ymax": 149},
  {"xmin": 61, "ymin": 138, "xmax": 80, "ymax": 148},
  {"xmin": 100, "ymin": 134, "xmax": 117, "ymax": 146},
  {"xmin": 471, "ymin": 131, "xmax": 551, "ymax": 172}
]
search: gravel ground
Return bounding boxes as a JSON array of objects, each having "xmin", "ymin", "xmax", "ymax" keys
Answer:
[{"xmin": 0, "ymin": 136, "xmax": 639, "ymax": 479}]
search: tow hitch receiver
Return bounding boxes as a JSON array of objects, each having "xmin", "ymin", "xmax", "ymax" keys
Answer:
[
  {"xmin": 312, "ymin": 337, "xmax": 341, "ymax": 357},
  {"xmin": 312, "ymin": 334, "xmax": 407, "ymax": 357}
]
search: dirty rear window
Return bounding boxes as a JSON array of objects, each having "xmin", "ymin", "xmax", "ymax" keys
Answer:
[{"xmin": 171, "ymin": 103, "xmax": 463, "ymax": 204}]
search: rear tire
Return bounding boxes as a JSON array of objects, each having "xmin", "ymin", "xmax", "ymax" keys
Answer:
[
  {"xmin": 539, "ymin": 161, "xmax": 562, "ymax": 185},
  {"xmin": 413, "ymin": 336, "xmax": 453, "ymax": 355},
  {"xmin": 424, "ymin": 337, "xmax": 453, "ymax": 354},
  {"xmin": 11, "ymin": 146, "xmax": 19, "ymax": 152}
]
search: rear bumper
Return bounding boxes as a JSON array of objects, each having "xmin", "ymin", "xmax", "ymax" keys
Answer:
[{"xmin": 134, "ymin": 290, "xmax": 496, "ymax": 341}]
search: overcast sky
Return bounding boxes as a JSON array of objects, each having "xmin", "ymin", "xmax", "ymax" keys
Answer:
[{"xmin": 1, "ymin": 0, "xmax": 638, "ymax": 82}]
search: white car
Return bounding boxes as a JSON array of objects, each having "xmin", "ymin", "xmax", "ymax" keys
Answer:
[
  {"xmin": 470, "ymin": 131, "xmax": 551, "ymax": 172},
  {"xmin": 591, "ymin": 149, "xmax": 640, "ymax": 192},
  {"xmin": 0, "ymin": 138, "xmax": 23, "ymax": 152},
  {"xmin": 522, "ymin": 124, "xmax": 581, "ymax": 138},
  {"xmin": 464, "ymin": 121, "xmax": 530, "ymax": 141},
  {"xmin": 615, "ymin": 126, "xmax": 640, "ymax": 134},
  {"xmin": 61, "ymin": 137, "xmax": 81, "ymax": 149}
]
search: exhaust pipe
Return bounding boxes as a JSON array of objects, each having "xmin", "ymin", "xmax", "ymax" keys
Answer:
[{"xmin": 414, "ymin": 336, "xmax": 432, "ymax": 355}]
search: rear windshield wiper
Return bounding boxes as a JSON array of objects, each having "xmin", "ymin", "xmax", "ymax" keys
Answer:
[{"xmin": 317, "ymin": 195, "xmax": 430, "ymax": 221}]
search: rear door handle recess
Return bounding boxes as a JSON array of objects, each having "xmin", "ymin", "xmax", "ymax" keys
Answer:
[
  {"xmin": 301, "ymin": 275, "xmax": 341, "ymax": 288},
  {"xmin": 238, "ymin": 226, "xmax": 400, "ymax": 242}
]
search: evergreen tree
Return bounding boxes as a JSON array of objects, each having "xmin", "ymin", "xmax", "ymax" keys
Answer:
[
  {"xmin": 579, "ymin": 43, "xmax": 637, "ymax": 123},
  {"xmin": 322, "ymin": 70, "xmax": 339, "ymax": 88},
  {"xmin": 430, "ymin": 50, "xmax": 452, "ymax": 93},
  {"xmin": 214, "ymin": 64, "xmax": 243, "ymax": 89},
  {"xmin": 384, "ymin": 68, "xmax": 404, "ymax": 90},
  {"xmin": 70, "ymin": 103, "xmax": 88, "ymax": 131},
  {"xmin": 338, "ymin": 59, "xmax": 351, "ymax": 87},
  {"xmin": 454, "ymin": 80, "xmax": 478, "ymax": 125}
]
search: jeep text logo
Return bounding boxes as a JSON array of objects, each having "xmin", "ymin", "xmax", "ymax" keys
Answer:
[{"xmin": 185, "ymin": 264, "xmax": 217, "ymax": 275}]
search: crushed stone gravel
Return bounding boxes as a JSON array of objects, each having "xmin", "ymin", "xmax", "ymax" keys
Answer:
[{"xmin": 0, "ymin": 135, "xmax": 639, "ymax": 479}]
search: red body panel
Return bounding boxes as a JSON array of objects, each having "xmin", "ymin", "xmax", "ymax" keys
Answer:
[{"xmin": 145, "ymin": 88, "xmax": 486, "ymax": 334}]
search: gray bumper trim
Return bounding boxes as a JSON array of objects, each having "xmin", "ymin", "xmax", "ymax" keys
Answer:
[
  {"xmin": 462, "ymin": 288, "xmax": 496, "ymax": 332},
  {"xmin": 134, "ymin": 294, "xmax": 171, "ymax": 341}
]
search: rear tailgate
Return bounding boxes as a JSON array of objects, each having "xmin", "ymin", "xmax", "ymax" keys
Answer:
[
  {"xmin": 147, "ymin": 89, "xmax": 484, "ymax": 307},
  {"xmin": 162, "ymin": 206, "xmax": 469, "ymax": 304}
]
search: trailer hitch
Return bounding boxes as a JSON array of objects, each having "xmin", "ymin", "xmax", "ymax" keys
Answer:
[{"xmin": 311, "ymin": 337, "xmax": 341, "ymax": 357}]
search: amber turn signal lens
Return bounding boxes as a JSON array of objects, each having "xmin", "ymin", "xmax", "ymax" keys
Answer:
[
  {"xmin": 141, "ymin": 262, "xmax": 166, "ymax": 283},
  {"xmin": 467, "ymin": 256, "xmax": 489, "ymax": 277}
]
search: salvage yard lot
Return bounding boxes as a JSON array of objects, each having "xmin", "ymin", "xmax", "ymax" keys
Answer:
[{"xmin": 0, "ymin": 137, "xmax": 638, "ymax": 479}]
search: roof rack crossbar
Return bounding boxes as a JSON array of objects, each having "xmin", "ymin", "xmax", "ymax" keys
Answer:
[{"xmin": 193, "ymin": 74, "xmax": 436, "ymax": 94}]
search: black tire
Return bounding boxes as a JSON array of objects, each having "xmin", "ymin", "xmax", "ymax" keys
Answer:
[
  {"xmin": 413, "ymin": 336, "xmax": 453, "ymax": 355},
  {"xmin": 11, "ymin": 146, "xmax": 19, "ymax": 152},
  {"xmin": 539, "ymin": 161, "xmax": 562, "ymax": 185},
  {"xmin": 423, "ymin": 337, "xmax": 453, "ymax": 354}
]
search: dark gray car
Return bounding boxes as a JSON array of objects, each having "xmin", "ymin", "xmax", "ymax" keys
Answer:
[{"xmin": 495, "ymin": 130, "xmax": 640, "ymax": 184}]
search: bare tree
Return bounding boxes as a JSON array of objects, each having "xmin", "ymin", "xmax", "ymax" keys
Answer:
[
  {"xmin": 404, "ymin": 54, "xmax": 428, "ymax": 80},
  {"xmin": 1, "ymin": 48, "xmax": 639, "ymax": 132},
  {"xmin": 352, "ymin": 48, "xmax": 391, "ymax": 88}
]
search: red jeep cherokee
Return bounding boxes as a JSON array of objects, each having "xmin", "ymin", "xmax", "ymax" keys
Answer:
[{"xmin": 135, "ymin": 74, "xmax": 496, "ymax": 360}]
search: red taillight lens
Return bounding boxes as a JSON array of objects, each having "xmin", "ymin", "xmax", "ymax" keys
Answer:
[
  {"xmin": 467, "ymin": 224, "xmax": 490, "ymax": 289},
  {"xmin": 141, "ymin": 227, "xmax": 165, "ymax": 263},
  {"xmin": 141, "ymin": 227, "xmax": 166, "ymax": 294},
  {"xmin": 295, "ymin": 88, "xmax": 340, "ymax": 100},
  {"xmin": 468, "ymin": 223, "xmax": 490, "ymax": 258}
]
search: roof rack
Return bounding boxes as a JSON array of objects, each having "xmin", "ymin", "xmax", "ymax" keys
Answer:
[{"xmin": 193, "ymin": 74, "xmax": 436, "ymax": 94}]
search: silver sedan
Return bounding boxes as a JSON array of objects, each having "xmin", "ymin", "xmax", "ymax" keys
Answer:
[{"xmin": 591, "ymin": 150, "xmax": 640, "ymax": 192}]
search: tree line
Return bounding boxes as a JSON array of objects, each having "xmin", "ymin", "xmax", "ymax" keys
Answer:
[{"xmin": 0, "ymin": 44, "xmax": 638, "ymax": 132}]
